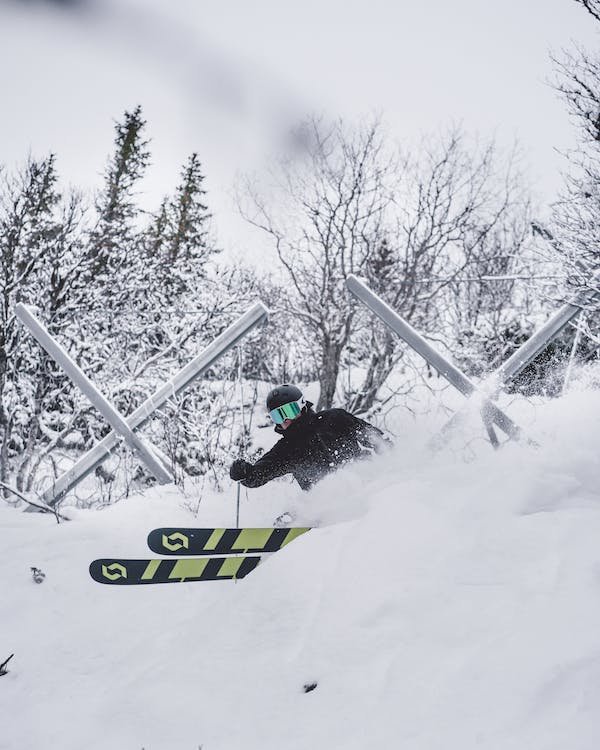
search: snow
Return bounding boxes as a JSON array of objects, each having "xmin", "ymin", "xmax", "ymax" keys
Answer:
[{"xmin": 2, "ymin": 386, "xmax": 600, "ymax": 750}]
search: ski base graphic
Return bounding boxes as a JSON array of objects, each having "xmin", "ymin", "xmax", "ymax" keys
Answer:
[
  {"xmin": 89, "ymin": 555, "xmax": 261, "ymax": 585},
  {"xmin": 147, "ymin": 526, "xmax": 311, "ymax": 556}
]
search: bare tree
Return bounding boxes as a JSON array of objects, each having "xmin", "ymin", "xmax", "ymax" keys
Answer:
[
  {"xmin": 348, "ymin": 132, "xmax": 531, "ymax": 413},
  {"xmin": 574, "ymin": 0, "xmax": 600, "ymax": 23},
  {"xmin": 241, "ymin": 116, "xmax": 395, "ymax": 410},
  {"xmin": 242, "ymin": 121, "xmax": 532, "ymax": 415},
  {"xmin": 547, "ymin": 0, "xmax": 600, "ymax": 361},
  {"xmin": 552, "ymin": 42, "xmax": 600, "ymax": 274}
]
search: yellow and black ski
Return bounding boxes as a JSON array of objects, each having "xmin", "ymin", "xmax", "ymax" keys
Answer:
[
  {"xmin": 147, "ymin": 527, "xmax": 311, "ymax": 557},
  {"xmin": 89, "ymin": 555, "xmax": 261, "ymax": 585}
]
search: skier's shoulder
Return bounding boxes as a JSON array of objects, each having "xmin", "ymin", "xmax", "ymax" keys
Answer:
[
  {"xmin": 315, "ymin": 407, "xmax": 357, "ymax": 426},
  {"xmin": 257, "ymin": 432, "xmax": 290, "ymax": 461},
  {"xmin": 314, "ymin": 406, "xmax": 346, "ymax": 418},
  {"xmin": 319, "ymin": 407, "xmax": 382, "ymax": 435}
]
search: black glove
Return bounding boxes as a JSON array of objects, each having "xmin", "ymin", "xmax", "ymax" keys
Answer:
[{"xmin": 230, "ymin": 458, "xmax": 251, "ymax": 482}]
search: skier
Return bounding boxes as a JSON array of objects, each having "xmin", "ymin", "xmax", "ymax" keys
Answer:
[{"xmin": 229, "ymin": 384, "xmax": 388, "ymax": 492}]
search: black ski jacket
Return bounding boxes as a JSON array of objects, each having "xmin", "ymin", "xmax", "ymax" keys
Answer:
[{"xmin": 240, "ymin": 402, "xmax": 385, "ymax": 491}]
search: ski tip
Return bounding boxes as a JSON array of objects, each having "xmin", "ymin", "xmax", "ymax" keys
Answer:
[{"xmin": 89, "ymin": 559, "xmax": 130, "ymax": 585}]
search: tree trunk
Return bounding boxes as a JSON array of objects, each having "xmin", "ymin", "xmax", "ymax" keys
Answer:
[
  {"xmin": 349, "ymin": 330, "xmax": 397, "ymax": 415},
  {"xmin": 317, "ymin": 339, "xmax": 343, "ymax": 411}
]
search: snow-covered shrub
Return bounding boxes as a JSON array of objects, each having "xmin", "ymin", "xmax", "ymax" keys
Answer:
[{"xmin": 0, "ymin": 107, "xmax": 253, "ymax": 507}]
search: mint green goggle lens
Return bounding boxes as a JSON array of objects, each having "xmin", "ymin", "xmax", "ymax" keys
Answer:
[{"xmin": 269, "ymin": 400, "xmax": 302, "ymax": 425}]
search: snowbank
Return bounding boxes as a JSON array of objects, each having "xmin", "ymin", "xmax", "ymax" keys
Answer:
[{"xmin": 2, "ymin": 386, "xmax": 600, "ymax": 750}]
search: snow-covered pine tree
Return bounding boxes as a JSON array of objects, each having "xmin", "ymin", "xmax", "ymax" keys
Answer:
[
  {"xmin": 77, "ymin": 106, "xmax": 156, "ymax": 424},
  {"xmin": 141, "ymin": 151, "xmax": 218, "ymax": 363},
  {"xmin": 166, "ymin": 154, "xmax": 213, "ymax": 271},
  {"xmin": 0, "ymin": 156, "xmax": 88, "ymax": 496},
  {"xmin": 87, "ymin": 105, "xmax": 150, "ymax": 291},
  {"xmin": 0, "ymin": 108, "xmax": 263, "ymax": 506},
  {"xmin": 140, "ymin": 154, "xmax": 250, "ymax": 486}
]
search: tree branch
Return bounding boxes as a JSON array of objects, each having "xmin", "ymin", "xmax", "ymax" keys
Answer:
[{"xmin": 0, "ymin": 481, "xmax": 68, "ymax": 522}]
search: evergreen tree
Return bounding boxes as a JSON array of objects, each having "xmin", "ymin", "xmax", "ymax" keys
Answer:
[
  {"xmin": 0, "ymin": 111, "xmax": 255, "ymax": 504},
  {"xmin": 147, "ymin": 153, "xmax": 215, "ymax": 303},
  {"xmin": 168, "ymin": 153, "xmax": 212, "ymax": 267},
  {"xmin": 87, "ymin": 105, "xmax": 150, "ymax": 288}
]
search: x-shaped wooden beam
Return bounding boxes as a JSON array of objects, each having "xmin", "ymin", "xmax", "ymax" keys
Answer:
[
  {"xmin": 346, "ymin": 275, "xmax": 525, "ymax": 446},
  {"xmin": 16, "ymin": 304, "xmax": 174, "ymax": 485},
  {"xmin": 15, "ymin": 302, "xmax": 269, "ymax": 507}
]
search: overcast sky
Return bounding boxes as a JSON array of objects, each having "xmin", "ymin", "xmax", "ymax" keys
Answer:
[{"xmin": 0, "ymin": 0, "xmax": 598, "ymax": 257}]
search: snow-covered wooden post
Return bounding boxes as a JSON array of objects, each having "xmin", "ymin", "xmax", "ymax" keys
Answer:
[
  {"xmin": 15, "ymin": 304, "xmax": 174, "ymax": 485},
  {"xmin": 345, "ymin": 274, "xmax": 525, "ymax": 444},
  {"xmin": 439, "ymin": 270, "xmax": 600, "ymax": 437},
  {"xmin": 487, "ymin": 270, "xmax": 600, "ymax": 388},
  {"xmin": 31, "ymin": 302, "xmax": 269, "ymax": 508}
]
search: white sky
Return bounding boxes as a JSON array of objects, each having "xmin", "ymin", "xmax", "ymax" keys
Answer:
[{"xmin": 0, "ymin": 0, "xmax": 598, "ymax": 258}]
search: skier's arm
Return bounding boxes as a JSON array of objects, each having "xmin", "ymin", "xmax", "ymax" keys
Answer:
[
  {"xmin": 347, "ymin": 412, "xmax": 392, "ymax": 452},
  {"xmin": 231, "ymin": 442, "xmax": 293, "ymax": 488}
]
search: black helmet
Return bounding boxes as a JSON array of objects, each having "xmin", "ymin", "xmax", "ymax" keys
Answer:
[{"xmin": 266, "ymin": 384, "xmax": 303, "ymax": 412}]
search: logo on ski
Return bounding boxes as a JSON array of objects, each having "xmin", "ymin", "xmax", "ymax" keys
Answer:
[
  {"xmin": 161, "ymin": 532, "xmax": 190, "ymax": 551},
  {"xmin": 101, "ymin": 562, "xmax": 127, "ymax": 581}
]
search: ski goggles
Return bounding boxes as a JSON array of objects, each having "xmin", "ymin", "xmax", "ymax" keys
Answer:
[{"xmin": 268, "ymin": 399, "xmax": 303, "ymax": 425}]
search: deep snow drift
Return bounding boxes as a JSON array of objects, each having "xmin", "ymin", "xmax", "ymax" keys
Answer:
[{"xmin": 2, "ymin": 385, "xmax": 600, "ymax": 750}]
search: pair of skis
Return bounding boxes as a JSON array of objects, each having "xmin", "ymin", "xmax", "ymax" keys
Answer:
[{"xmin": 89, "ymin": 526, "xmax": 311, "ymax": 585}]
